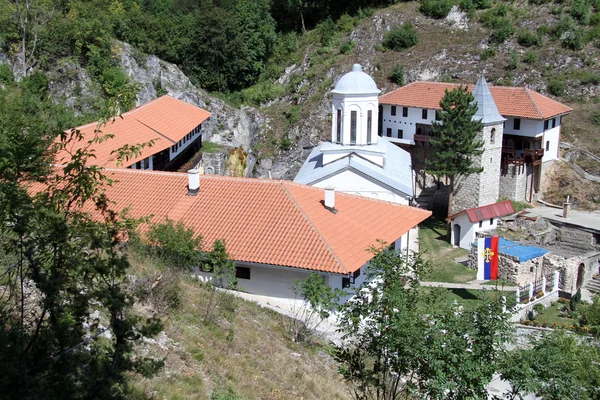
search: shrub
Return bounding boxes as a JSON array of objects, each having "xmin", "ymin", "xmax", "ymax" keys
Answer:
[
  {"xmin": 240, "ymin": 81, "xmax": 285, "ymax": 105},
  {"xmin": 147, "ymin": 219, "xmax": 203, "ymax": 270},
  {"xmin": 562, "ymin": 28, "xmax": 587, "ymax": 50},
  {"xmin": 523, "ymin": 51, "xmax": 538, "ymax": 64},
  {"xmin": 339, "ymin": 39, "xmax": 357, "ymax": 54},
  {"xmin": 480, "ymin": 47, "xmax": 496, "ymax": 60},
  {"xmin": 390, "ymin": 64, "xmax": 405, "ymax": 85},
  {"xmin": 533, "ymin": 303, "xmax": 545, "ymax": 314},
  {"xmin": 420, "ymin": 0, "xmax": 454, "ymax": 19},
  {"xmin": 279, "ymin": 135, "xmax": 293, "ymax": 151},
  {"xmin": 382, "ymin": 23, "xmax": 419, "ymax": 51},
  {"xmin": 548, "ymin": 78, "xmax": 565, "ymax": 96},
  {"xmin": 571, "ymin": 0, "xmax": 591, "ymax": 25},
  {"xmin": 529, "ymin": 0, "xmax": 551, "ymax": 5},
  {"xmin": 337, "ymin": 13, "xmax": 358, "ymax": 34},
  {"xmin": 491, "ymin": 18, "xmax": 515, "ymax": 44},
  {"xmin": 318, "ymin": 17, "xmax": 337, "ymax": 46},
  {"xmin": 0, "ymin": 64, "xmax": 14, "ymax": 85},
  {"xmin": 517, "ymin": 29, "xmax": 543, "ymax": 47},
  {"xmin": 506, "ymin": 50, "xmax": 519, "ymax": 70},
  {"xmin": 591, "ymin": 110, "xmax": 600, "ymax": 126},
  {"xmin": 553, "ymin": 15, "xmax": 577, "ymax": 39}
]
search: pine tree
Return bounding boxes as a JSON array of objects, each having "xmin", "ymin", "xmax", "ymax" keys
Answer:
[{"xmin": 425, "ymin": 85, "xmax": 484, "ymax": 219}]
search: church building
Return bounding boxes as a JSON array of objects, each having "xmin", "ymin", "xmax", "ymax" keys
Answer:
[{"xmin": 294, "ymin": 64, "xmax": 414, "ymax": 206}]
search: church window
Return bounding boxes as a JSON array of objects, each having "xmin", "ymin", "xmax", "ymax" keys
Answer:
[
  {"xmin": 336, "ymin": 109, "xmax": 342, "ymax": 143},
  {"xmin": 490, "ymin": 157, "xmax": 493, "ymax": 165},
  {"xmin": 544, "ymin": 120, "xmax": 549, "ymax": 130},
  {"xmin": 490, "ymin": 218, "xmax": 494, "ymax": 225},
  {"xmin": 350, "ymin": 111, "xmax": 357, "ymax": 144},
  {"xmin": 386, "ymin": 128, "xmax": 392, "ymax": 137},
  {"xmin": 546, "ymin": 140, "xmax": 550, "ymax": 151},
  {"xmin": 490, "ymin": 128, "xmax": 496, "ymax": 144},
  {"xmin": 403, "ymin": 107, "xmax": 408, "ymax": 117},
  {"xmin": 398, "ymin": 129, "xmax": 403, "ymax": 139},
  {"xmin": 367, "ymin": 110, "xmax": 372, "ymax": 144},
  {"xmin": 479, "ymin": 221, "xmax": 483, "ymax": 228},
  {"xmin": 236, "ymin": 267, "xmax": 251, "ymax": 280},
  {"xmin": 422, "ymin": 109, "xmax": 428, "ymax": 119},
  {"xmin": 513, "ymin": 118, "xmax": 521, "ymax": 130},
  {"xmin": 391, "ymin": 106, "xmax": 397, "ymax": 116}
]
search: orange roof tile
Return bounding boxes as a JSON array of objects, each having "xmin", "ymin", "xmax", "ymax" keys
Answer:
[
  {"xmin": 55, "ymin": 96, "xmax": 211, "ymax": 168},
  {"xmin": 379, "ymin": 82, "xmax": 572, "ymax": 120},
  {"xmin": 447, "ymin": 200, "xmax": 515, "ymax": 223},
  {"xmin": 32, "ymin": 170, "xmax": 431, "ymax": 274}
]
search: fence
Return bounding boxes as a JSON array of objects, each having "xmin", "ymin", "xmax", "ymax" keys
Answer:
[{"xmin": 515, "ymin": 271, "xmax": 560, "ymax": 307}]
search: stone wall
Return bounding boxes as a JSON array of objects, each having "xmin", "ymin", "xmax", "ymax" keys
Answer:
[
  {"xmin": 499, "ymin": 164, "xmax": 530, "ymax": 202},
  {"xmin": 201, "ymin": 153, "xmax": 227, "ymax": 175},
  {"xmin": 452, "ymin": 123, "xmax": 503, "ymax": 214}
]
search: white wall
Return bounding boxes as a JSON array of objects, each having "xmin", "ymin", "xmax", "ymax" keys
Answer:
[
  {"xmin": 380, "ymin": 105, "xmax": 436, "ymax": 144},
  {"xmin": 502, "ymin": 117, "xmax": 542, "ymax": 138},
  {"xmin": 542, "ymin": 125, "xmax": 560, "ymax": 163},
  {"xmin": 169, "ymin": 123, "xmax": 203, "ymax": 161},
  {"xmin": 311, "ymin": 169, "xmax": 410, "ymax": 205},
  {"xmin": 332, "ymin": 93, "xmax": 380, "ymax": 146},
  {"xmin": 451, "ymin": 213, "xmax": 500, "ymax": 250}
]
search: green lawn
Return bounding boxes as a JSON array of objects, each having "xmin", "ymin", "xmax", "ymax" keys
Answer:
[
  {"xmin": 419, "ymin": 217, "xmax": 477, "ymax": 283},
  {"xmin": 533, "ymin": 302, "xmax": 574, "ymax": 327},
  {"xmin": 421, "ymin": 287, "xmax": 514, "ymax": 310}
]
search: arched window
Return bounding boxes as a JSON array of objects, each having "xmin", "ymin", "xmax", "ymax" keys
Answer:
[
  {"xmin": 336, "ymin": 109, "xmax": 342, "ymax": 143},
  {"xmin": 490, "ymin": 128, "xmax": 496, "ymax": 144}
]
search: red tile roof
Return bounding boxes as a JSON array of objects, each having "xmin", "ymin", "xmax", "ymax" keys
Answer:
[
  {"xmin": 379, "ymin": 82, "xmax": 572, "ymax": 120},
  {"xmin": 55, "ymin": 96, "xmax": 211, "ymax": 168},
  {"xmin": 34, "ymin": 169, "xmax": 431, "ymax": 274},
  {"xmin": 448, "ymin": 200, "xmax": 515, "ymax": 223}
]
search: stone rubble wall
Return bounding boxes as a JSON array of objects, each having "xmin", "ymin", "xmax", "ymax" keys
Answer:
[{"xmin": 499, "ymin": 164, "xmax": 530, "ymax": 202}]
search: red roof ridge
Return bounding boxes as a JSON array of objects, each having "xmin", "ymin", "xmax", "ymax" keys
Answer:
[
  {"xmin": 280, "ymin": 182, "xmax": 348, "ymax": 274},
  {"xmin": 447, "ymin": 200, "xmax": 515, "ymax": 222},
  {"xmin": 523, "ymin": 88, "xmax": 544, "ymax": 119}
]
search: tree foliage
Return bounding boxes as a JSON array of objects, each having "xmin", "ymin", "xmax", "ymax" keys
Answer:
[
  {"xmin": 147, "ymin": 218, "xmax": 203, "ymax": 271},
  {"xmin": 334, "ymin": 243, "xmax": 513, "ymax": 399},
  {"xmin": 425, "ymin": 85, "xmax": 484, "ymax": 217},
  {"xmin": 0, "ymin": 81, "xmax": 162, "ymax": 398}
]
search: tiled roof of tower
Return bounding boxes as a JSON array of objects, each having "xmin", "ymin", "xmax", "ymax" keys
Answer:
[
  {"xmin": 379, "ymin": 82, "xmax": 572, "ymax": 120},
  {"xmin": 447, "ymin": 200, "xmax": 515, "ymax": 223},
  {"xmin": 55, "ymin": 96, "xmax": 211, "ymax": 168},
  {"xmin": 33, "ymin": 169, "xmax": 431, "ymax": 274}
]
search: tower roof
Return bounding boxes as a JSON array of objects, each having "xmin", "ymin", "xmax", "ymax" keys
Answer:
[
  {"xmin": 471, "ymin": 75, "xmax": 505, "ymax": 124},
  {"xmin": 331, "ymin": 64, "xmax": 381, "ymax": 95}
]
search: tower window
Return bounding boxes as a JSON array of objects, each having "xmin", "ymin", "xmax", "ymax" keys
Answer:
[
  {"xmin": 513, "ymin": 118, "xmax": 521, "ymax": 130},
  {"xmin": 479, "ymin": 221, "xmax": 483, "ymax": 228},
  {"xmin": 367, "ymin": 110, "xmax": 372, "ymax": 144},
  {"xmin": 546, "ymin": 140, "xmax": 550, "ymax": 151},
  {"xmin": 386, "ymin": 128, "xmax": 392, "ymax": 137},
  {"xmin": 336, "ymin": 109, "xmax": 342, "ymax": 143},
  {"xmin": 350, "ymin": 110, "xmax": 357, "ymax": 144},
  {"xmin": 490, "ymin": 128, "xmax": 496, "ymax": 144},
  {"xmin": 398, "ymin": 129, "xmax": 403, "ymax": 139},
  {"xmin": 402, "ymin": 107, "xmax": 408, "ymax": 117},
  {"xmin": 391, "ymin": 106, "xmax": 397, "ymax": 116},
  {"xmin": 490, "ymin": 218, "xmax": 494, "ymax": 224},
  {"xmin": 422, "ymin": 109, "xmax": 428, "ymax": 120}
]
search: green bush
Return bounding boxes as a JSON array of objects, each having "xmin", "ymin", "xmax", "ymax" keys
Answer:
[
  {"xmin": 240, "ymin": 81, "xmax": 285, "ymax": 105},
  {"xmin": 506, "ymin": 50, "xmax": 519, "ymax": 70},
  {"xmin": 339, "ymin": 39, "xmax": 357, "ymax": 54},
  {"xmin": 319, "ymin": 17, "xmax": 337, "ymax": 46},
  {"xmin": 420, "ymin": 0, "xmax": 455, "ymax": 19},
  {"xmin": 552, "ymin": 15, "xmax": 577, "ymax": 39},
  {"xmin": 0, "ymin": 64, "xmax": 14, "ymax": 85},
  {"xmin": 547, "ymin": 78, "xmax": 566, "ymax": 96},
  {"xmin": 21, "ymin": 71, "xmax": 49, "ymax": 96},
  {"xmin": 591, "ymin": 110, "xmax": 600, "ymax": 126},
  {"xmin": 562, "ymin": 28, "xmax": 587, "ymax": 49},
  {"xmin": 523, "ymin": 51, "xmax": 538, "ymax": 64},
  {"xmin": 461, "ymin": 0, "xmax": 490, "ymax": 12},
  {"xmin": 571, "ymin": 0, "xmax": 592, "ymax": 25},
  {"xmin": 491, "ymin": 18, "xmax": 515, "ymax": 44},
  {"xmin": 517, "ymin": 29, "xmax": 543, "ymax": 47},
  {"xmin": 529, "ymin": 0, "xmax": 551, "ymax": 5},
  {"xmin": 480, "ymin": 47, "xmax": 496, "ymax": 60},
  {"xmin": 337, "ymin": 13, "xmax": 358, "ymax": 34},
  {"xmin": 280, "ymin": 135, "xmax": 293, "ymax": 150},
  {"xmin": 579, "ymin": 71, "xmax": 600, "ymax": 85},
  {"xmin": 382, "ymin": 23, "xmax": 419, "ymax": 51},
  {"xmin": 390, "ymin": 64, "xmax": 405, "ymax": 85}
]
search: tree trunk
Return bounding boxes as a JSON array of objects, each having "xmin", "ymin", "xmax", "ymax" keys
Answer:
[{"xmin": 300, "ymin": 11, "xmax": 306, "ymax": 34}]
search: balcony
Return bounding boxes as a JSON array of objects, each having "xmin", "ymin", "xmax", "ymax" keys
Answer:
[{"xmin": 414, "ymin": 134, "xmax": 430, "ymax": 143}]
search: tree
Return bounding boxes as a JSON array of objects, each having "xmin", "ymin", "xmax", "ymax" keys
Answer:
[
  {"xmin": 287, "ymin": 272, "xmax": 343, "ymax": 342},
  {"xmin": 203, "ymin": 239, "xmax": 237, "ymax": 322},
  {"xmin": 146, "ymin": 218, "xmax": 203, "ymax": 271},
  {"xmin": 8, "ymin": 0, "xmax": 56, "ymax": 78},
  {"xmin": 425, "ymin": 85, "xmax": 484, "ymax": 219},
  {"xmin": 0, "ymin": 83, "xmax": 162, "ymax": 398},
  {"xmin": 334, "ymin": 243, "xmax": 513, "ymax": 399}
]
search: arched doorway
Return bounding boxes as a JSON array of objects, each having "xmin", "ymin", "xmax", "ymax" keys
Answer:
[
  {"xmin": 576, "ymin": 263, "xmax": 585, "ymax": 290},
  {"xmin": 453, "ymin": 224, "xmax": 461, "ymax": 246}
]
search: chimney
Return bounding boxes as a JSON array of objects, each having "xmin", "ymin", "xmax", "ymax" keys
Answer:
[
  {"xmin": 188, "ymin": 169, "xmax": 200, "ymax": 196},
  {"xmin": 324, "ymin": 187, "xmax": 337, "ymax": 214},
  {"xmin": 563, "ymin": 195, "xmax": 571, "ymax": 219}
]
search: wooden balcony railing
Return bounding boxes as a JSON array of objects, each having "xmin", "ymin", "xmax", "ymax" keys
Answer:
[{"xmin": 414, "ymin": 134, "xmax": 430, "ymax": 143}]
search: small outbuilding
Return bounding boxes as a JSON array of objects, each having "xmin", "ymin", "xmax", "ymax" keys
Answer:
[{"xmin": 447, "ymin": 200, "xmax": 515, "ymax": 250}]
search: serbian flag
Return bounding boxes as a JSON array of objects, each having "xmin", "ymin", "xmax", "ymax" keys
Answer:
[{"xmin": 477, "ymin": 236, "xmax": 499, "ymax": 280}]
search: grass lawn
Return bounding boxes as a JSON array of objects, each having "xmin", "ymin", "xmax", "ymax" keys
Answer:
[
  {"xmin": 533, "ymin": 302, "xmax": 575, "ymax": 327},
  {"xmin": 422, "ymin": 287, "xmax": 514, "ymax": 310},
  {"xmin": 419, "ymin": 217, "xmax": 476, "ymax": 283}
]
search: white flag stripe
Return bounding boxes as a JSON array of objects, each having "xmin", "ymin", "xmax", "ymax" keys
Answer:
[{"xmin": 477, "ymin": 237, "xmax": 485, "ymax": 280}]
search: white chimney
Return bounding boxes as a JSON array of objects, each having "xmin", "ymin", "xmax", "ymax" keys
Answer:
[
  {"xmin": 324, "ymin": 187, "xmax": 336, "ymax": 213},
  {"xmin": 188, "ymin": 169, "xmax": 200, "ymax": 195}
]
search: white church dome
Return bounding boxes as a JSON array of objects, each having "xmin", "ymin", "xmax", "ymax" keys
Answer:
[{"xmin": 331, "ymin": 64, "xmax": 381, "ymax": 95}]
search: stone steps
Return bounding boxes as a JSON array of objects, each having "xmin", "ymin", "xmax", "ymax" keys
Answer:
[{"xmin": 585, "ymin": 277, "xmax": 600, "ymax": 293}]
